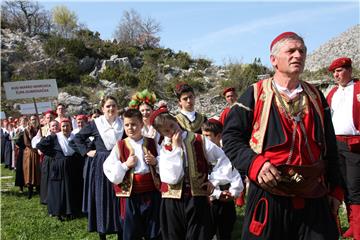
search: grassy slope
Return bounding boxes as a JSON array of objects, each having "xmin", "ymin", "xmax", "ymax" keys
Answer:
[{"xmin": 0, "ymin": 164, "xmax": 349, "ymax": 240}]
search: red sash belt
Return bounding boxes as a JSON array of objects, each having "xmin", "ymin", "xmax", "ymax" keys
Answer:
[
  {"xmin": 336, "ymin": 135, "xmax": 360, "ymax": 153},
  {"xmin": 132, "ymin": 172, "xmax": 156, "ymax": 193}
]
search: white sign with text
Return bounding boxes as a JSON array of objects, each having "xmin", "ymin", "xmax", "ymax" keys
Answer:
[
  {"xmin": 3, "ymin": 79, "xmax": 58, "ymax": 100},
  {"xmin": 19, "ymin": 102, "xmax": 53, "ymax": 115}
]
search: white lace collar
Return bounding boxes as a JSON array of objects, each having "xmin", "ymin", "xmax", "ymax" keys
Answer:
[
  {"xmin": 56, "ymin": 132, "xmax": 75, "ymax": 156},
  {"xmin": 94, "ymin": 115, "xmax": 124, "ymax": 150}
]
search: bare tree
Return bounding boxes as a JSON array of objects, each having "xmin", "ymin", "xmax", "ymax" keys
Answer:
[
  {"xmin": 1, "ymin": 0, "xmax": 51, "ymax": 36},
  {"xmin": 114, "ymin": 9, "xmax": 161, "ymax": 48}
]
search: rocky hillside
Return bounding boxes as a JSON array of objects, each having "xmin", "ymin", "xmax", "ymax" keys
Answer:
[
  {"xmin": 305, "ymin": 24, "xmax": 360, "ymax": 71},
  {"xmin": 1, "ymin": 25, "xmax": 359, "ymax": 118}
]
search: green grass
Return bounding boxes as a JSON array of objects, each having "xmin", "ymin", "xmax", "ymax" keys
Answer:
[{"xmin": 0, "ymin": 164, "xmax": 349, "ymax": 239}]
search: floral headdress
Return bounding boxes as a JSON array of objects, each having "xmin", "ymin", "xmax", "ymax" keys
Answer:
[{"xmin": 128, "ymin": 89, "xmax": 157, "ymax": 109}]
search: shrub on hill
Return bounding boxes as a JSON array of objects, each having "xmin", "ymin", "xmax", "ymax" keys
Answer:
[
  {"xmin": 138, "ymin": 65, "xmax": 158, "ymax": 91},
  {"xmin": 44, "ymin": 35, "xmax": 94, "ymax": 59},
  {"xmin": 99, "ymin": 64, "xmax": 139, "ymax": 87}
]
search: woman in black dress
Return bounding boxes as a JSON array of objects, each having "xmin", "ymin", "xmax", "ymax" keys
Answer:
[{"xmin": 73, "ymin": 96, "xmax": 124, "ymax": 240}]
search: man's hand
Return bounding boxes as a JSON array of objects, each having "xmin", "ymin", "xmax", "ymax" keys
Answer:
[
  {"xmin": 87, "ymin": 150, "xmax": 96, "ymax": 157},
  {"xmin": 257, "ymin": 161, "xmax": 281, "ymax": 188}
]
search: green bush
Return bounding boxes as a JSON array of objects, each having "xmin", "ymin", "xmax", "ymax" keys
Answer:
[
  {"xmin": 99, "ymin": 65, "xmax": 139, "ymax": 87},
  {"xmin": 62, "ymin": 85, "xmax": 89, "ymax": 98},
  {"xmin": 174, "ymin": 51, "xmax": 192, "ymax": 69},
  {"xmin": 223, "ymin": 60, "xmax": 271, "ymax": 94},
  {"xmin": 80, "ymin": 75, "xmax": 99, "ymax": 87},
  {"xmin": 195, "ymin": 58, "xmax": 212, "ymax": 70},
  {"xmin": 44, "ymin": 36, "xmax": 93, "ymax": 58},
  {"xmin": 138, "ymin": 65, "xmax": 158, "ymax": 91},
  {"xmin": 112, "ymin": 88, "xmax": 129, "ymax": 109},
  {"xmin": 48, "ymin": 56, "xmax": 80, "ymax": 87}
]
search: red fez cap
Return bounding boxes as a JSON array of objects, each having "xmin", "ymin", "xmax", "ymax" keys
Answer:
[
  {"xmin": 328, "ymin": 57, "xmax": 352, "ymax": 72},
  {"xmin": 270, "ymin": 32, "xmax": 299, "ymax": 51},
  {"xmin": 44, "ymin": 109, "xmax": 57, "ymax": 117},
  {"xmin": 59, "ymin": 118, "xmax": 71, "ymax": 126},
  {"xmin": 149, "ymin": 106, "xmax": 169, "ymax": 126},
  {"xmin": 223, "ymin": 87, "xmax": 235, "ymax": 96},
  {"xmin": 76, "ymin": 114, "xmax": 88, "ymax": 122},
  {"xmin": 208, "ymin": 118, "xmax": 223, "ymax": 127},
  {"xmin": 174, "ymin": 82, "xmax": 193, "ymax": 97}
]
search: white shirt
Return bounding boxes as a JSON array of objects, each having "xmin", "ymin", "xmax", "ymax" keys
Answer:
[
  {"xmin": 274, "ymin": 82, "xmax": 303, "ymax": 99},
  {"xmin": 211, "ymin": 167, "xmax": 243, "ymax": 199},
  {"xmin": 103, "ymin": 137, "xmax": 152, "ymax": 185},
  {"xmin": 331, "ymin": 81, "xmax": 359, "ymax": 135},
  {"xmin": 180, "ymin": 110, "xmax": 196, "ymax": 122},
  {"xmin": 157, "ymin": 131, "xmax": 236, "ymax": 188}
]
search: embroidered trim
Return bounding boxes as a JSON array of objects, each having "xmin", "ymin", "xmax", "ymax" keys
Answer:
[{"xmin": 175, "ymin": 113, "xmax": 204, "ymax": 132}]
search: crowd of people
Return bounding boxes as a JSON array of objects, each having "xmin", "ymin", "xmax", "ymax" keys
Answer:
[{"xmin": 1, "ymin": 31, "xmax": 359, "ymax": 240}]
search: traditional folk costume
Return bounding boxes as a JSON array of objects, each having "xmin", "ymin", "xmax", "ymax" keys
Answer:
[
  {"xmin": 1, "ymin": 128, "xmax": 5, "ymax": 164},
  {"xmin": 36, "ymin": 132, "xmax": 83, "ymax": 217},
  {"xmin": 219, "ymin": 87, "xmax": 237, "ymax": 125},
  {"xmin": 103, "ymin": 137, "xmax": 161, "ymax": 240},
  {"xmin": 175, "ymin": 110, "xmax": 207, "ymax": 134},
  {"xmin": 15, "ymin": 127, "xmax": 26, "ymax": 189},
  {"xmin": 2, "ymin": 127, "xmax": 13, "ymax": 169},
  {"xmin": 32, "ymin": 124, "xmax": 53, "ymax": 204},
  {"xmin": 219, "ymin": 107, "xmax": 231, "ymax": 126},
  {"xmin": 210, "ymin": 167, "xmax": 243, "ymax": 240},
  {"xmin": 23, "ymin": 126, "xmax": 41, "ymax": 187},
  {"xmin": 223, "ymin": 78, "xmax": 343, "ymax": 239},
  {"xmin": 327, "ymin": 78, "xmax": 360, "ymax": 238},
  {"xmin": 72, "ymin": 115, "xmax": 124, "ymax": 234},
  {"xmin": 158, "ymin": 131, "xmax": 236, "ymax": 240}
]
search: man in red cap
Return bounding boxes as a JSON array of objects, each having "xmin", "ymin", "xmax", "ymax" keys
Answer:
[
  {"xmin": 222, "ymin": 31, "xmax": 343, "ymax": 239},
  {"xmin": 326, "ymin": 57, "xmax": 360, "ymax": 239},
  {"xmin": 219, "ymin": 87, "xmax": 238, "ymax": 125}
]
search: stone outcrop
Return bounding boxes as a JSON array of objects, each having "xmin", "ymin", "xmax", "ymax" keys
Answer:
[{"xmin": 305, "ymin": 24, "xmax": 360, "ymax": 71}]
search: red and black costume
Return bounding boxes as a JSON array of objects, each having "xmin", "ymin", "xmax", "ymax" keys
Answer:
[
  {"xmin": 223, "ymin": 78, "xmax": 343, "ymax": 239},
  {"xmin": 327, "ymin": 78, "xmax": 360, "ymax": 239}
]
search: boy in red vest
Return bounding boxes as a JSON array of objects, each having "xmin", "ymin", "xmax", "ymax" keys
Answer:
[
  {"xmin": 150, "ymin": 106, "xmax": 236, "ymax": 240},
  {"xmin": 103, "ymin": 109, "xmax": 161, "ymax": 240},
  {"xmin": 201, "ymin": 119, "xmax": 243, "ymax": 240}
]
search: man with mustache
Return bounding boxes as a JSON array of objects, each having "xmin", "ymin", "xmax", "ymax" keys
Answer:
[{"xmin": 222, "ymin": 32, "xmax": 343, "ymax": 239}]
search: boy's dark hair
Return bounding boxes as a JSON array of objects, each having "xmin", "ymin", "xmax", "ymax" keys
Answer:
[
  {"xmin": 201, "ymin": 119, "xmax": 223, "ymax": 136},
  {"xmin": 123, "ymin": 108, "xmax": 143, "ymax": 122},
  {"xmin": 57, "ymin": 103, "xmax": 66, "ymax": 108},
  {"xmin": 174, "ymin": 82, "xmax": 195, "ymax": 99}
]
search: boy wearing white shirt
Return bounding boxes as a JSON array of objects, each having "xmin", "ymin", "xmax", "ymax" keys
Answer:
[
  {"xmin": 103, "ymin": 109, "xmax": 161, "ymax": 240},
  {"xmin": 150, "ymin": 106, "xmax": 238, "ymax": 240},
  {"xmin": 174, "ymin": 83, "xmax": 207, "ymax": 133},
  {"xmin": 201, "ymin": 119, "xmax": 243, "ymax": 240}
]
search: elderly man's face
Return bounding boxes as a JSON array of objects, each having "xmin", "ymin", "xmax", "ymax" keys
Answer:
[
  {"xmin": 271, "ymin": 39, "xmax": 306, "ymax": 76},
  {"xmin": 333, "ymin": 67, "xmax": 352, "ymax": 87}
]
